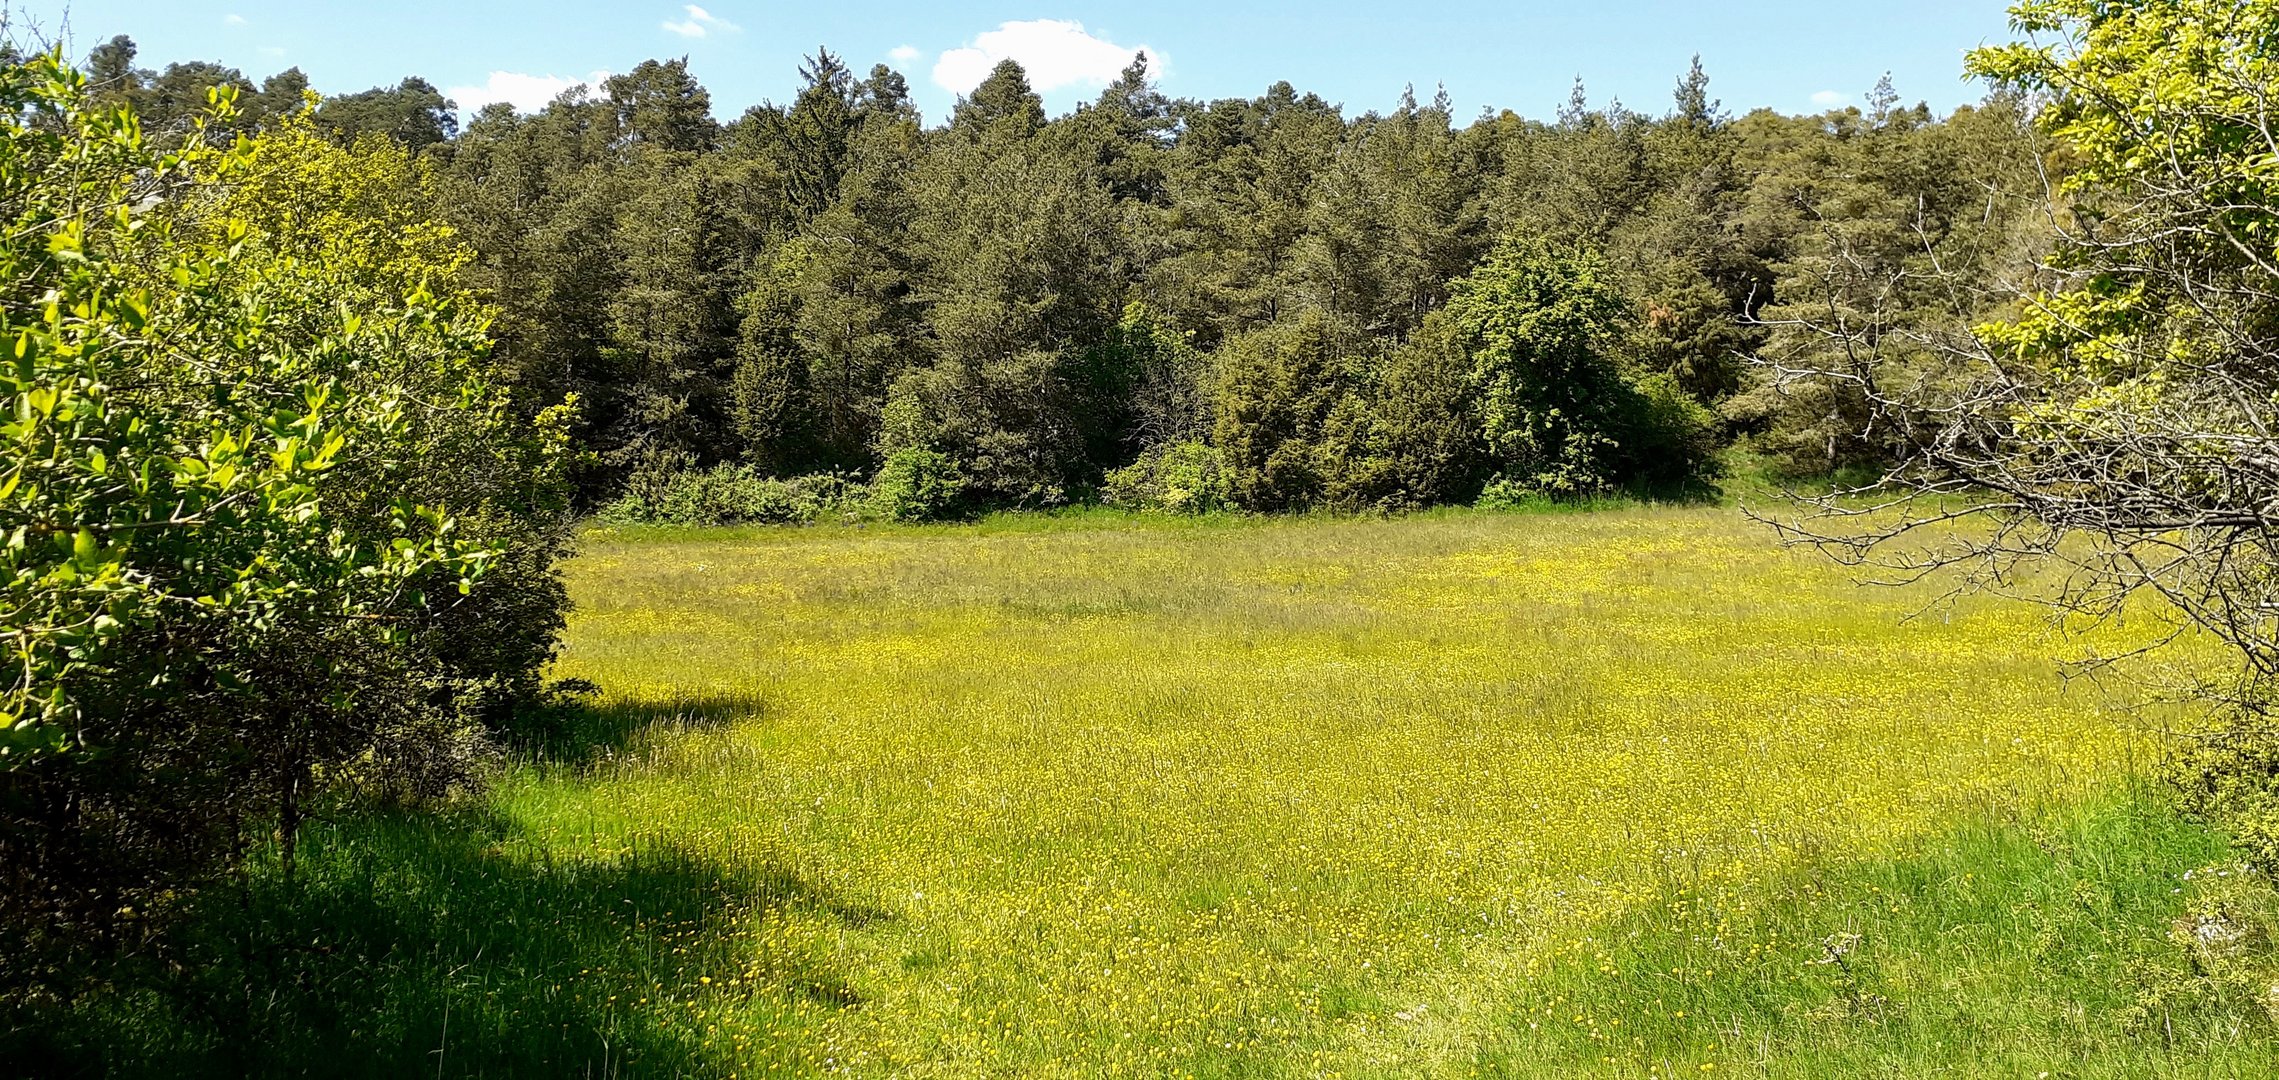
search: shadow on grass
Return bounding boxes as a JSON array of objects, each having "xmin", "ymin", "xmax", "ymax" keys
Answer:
[
  {"xmin": 3, "ymin": 805, "xmax": 880, "ymax": 1079},
  {"xmin": 515, "ymin": 687, "xmax": 769, "ymax": 768}
]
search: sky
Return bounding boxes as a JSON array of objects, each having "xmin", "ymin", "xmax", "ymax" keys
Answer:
[{"xmin": 25, "ymin": 2, "xmax": 2020, "ymax": 125}]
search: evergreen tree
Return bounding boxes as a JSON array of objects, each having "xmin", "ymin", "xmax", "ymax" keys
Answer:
[
  {"xmin": 952, "ymin": 60, "xmax": 1046, "ymax": 141},
  {"xmin": 1150, "ymin": 84, "xmax": 1343, "ymax": 346},
  {"xmin": 318, "ymin": 76, "xmax": 457, "ymax": 149},
  {"xmin": 607, "ymin": 58, "xmax": 719, "ymax": 153},
  {"xmin": 252, "ymin": 67, "xmax": 312, "ymax": 124},
  {"xmin": 1299, "ymin": 85, "xmax": 1485, "ymax": 337},
  {"xmin": 860, "ymin": 64, "xmax": 916, "ymax": 120},
  {"xmin": 84, "ymin": 34, "xmax": 144, "ymax": 97},
  {"xmin": 64, "ymin": 35, "xmax": 2054, "ymax": 511},
  {"xmin": 741, "ymin": 48, "xmax": 863, "ymax": 222},
  {"xmin": 1212, "ymin": 312, "xmax": 1356, "ymax": 510}
]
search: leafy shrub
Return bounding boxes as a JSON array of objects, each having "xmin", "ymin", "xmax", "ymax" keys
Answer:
[
  {"xmin": 1105, "ymin": 303, "xmax": 1215, "ymax": 451},
  {"xmin": 875, "ymin": 353, "xmax": 1084, "ymax": 508},
  {"xmin": 2127, "ymin": 854, "xmax": 2279, "ymax": 1033},
  {"xmin": 1475, "ymin": 475, "xmax": 1557, "ymax": 512},
  {"xmin": 1325, "ymin": 325, "xmax": 1489, "ymax": 510},
  {"xmin": 1104, "ymin": 441, "xmax": 1233, "ymax": 514},
  {"xmin": 2172, "ymin": 708, "xmax": 2279, "ymax": 876},
  {"xmin": 1616, "ymin": 371, "xmax": 1725, "ymax": 491},
  {"xmin": 598, "ymin": 464, "xmax": 865, "ymax": 526},
  {"xmin": 1444, "ymin": 239, "xmax": 1633, "ymax": 493},
  {"xmin": 0, "ymin": 56, "xmax": 570, "ymax": 991},
  {"xmin": 1443, "ymin": 239, "xmax": 1723, "ymax": 496},
  {"xmin": 1468, "ymin": 376, "xmax": 1718, "ymax": 507},
  {"xmin": 869, "ymin": 447, "xmax": 967, "ymax": 522}
]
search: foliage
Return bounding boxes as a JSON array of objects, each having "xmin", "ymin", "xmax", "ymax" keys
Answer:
[
  {"xmin": 1081, "ymin": 303, "xmax": 1207, "ymax": 465},
  {"xmin": 1474, "ymin": 475, "xmax": 1553, "ymax": 512},
  {"xmin": 76, "ymin": 32, "xmax": 2068, "ymax": 517},
  {"xmin": 597, "ymin": 463, "xmax": 865, "ymax": 527},
  {"xmin": 317, "ymin": 76, "xmax": 457, "ymax": 149},
  {"xmin": 1925, "ymin": 0, "xmax": 2279, "ymax": 681},
  {"xmin": 1102, "ymin": 440, "xmax": 1233, "ymax": 514},
  {"xmin": 187, "ymin": 108, "xmax": 577, "ymax": 748},
  {"xmin": 2170, "ymin": 708, "xmax": 2279, "ymax": 875},
  {"xmin": 0, "ymin": 53, "xmax": 566, "ymax": 990},
  {"xmin": 1732, "ymin": 90, "xmax": 2044, "ymax": 477},
  {"xmin": 1754, "ymin": 3, "xmax": 2279, "ymax": 1006},
  {"xmin": 1445, "ymin": 239, "xmax": 1635, "ymax": 492},
  {"xmin": 1443, "ymin": 240, "xmax": 1723, "ymax": 496},
  {"xmin": 1621, "ymin": 370, "xmax": 1725, "ymax": 491},
  {"xmin": 873, "ymin": 352, "xmax": 1082, "ymax": 508},
  {"xmin": 2132, "ymin": 855, "xmax": 2279, "ymax": 1034},
  {"xmin": 1333, "ymin": 320, "xmax": 1490, "ymax": 508},
  {"xmin": 866, "ymin": 446, "xmax": 966, "ymax": 522},
  {"xmin": 1210, "ymin": 312, "xmax": 1358, "ymax": 511}
]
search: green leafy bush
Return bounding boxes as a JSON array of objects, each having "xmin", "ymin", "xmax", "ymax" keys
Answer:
[
  {"xmin": 2128, "ymin": 851, "xmax": 2279, "ymax": 1033},
  {"xmin": 874, "ymin": 353, "xmax": 1084, "ymax": 508},
  {"xmin": 0, "ymin": 54, "xmax": 569, "ymax": 989},
  {"xmin": 1325, "ymin": 325, "xmax": 1489, "ymax": 510},
  {"xmin": 1445, "ymin": 239, "xmax": 1635, "ymax": 494},
  {"xmin": 2172, "ymin": 709, "xmax": 2279, "ymax": 874},
  {"xmin": 1103, "ymin": 441, "xmax": 1232, "ymax": 514},
  {"xmin": 1618, "ymin": 371, "xmax": 1725, "ymax": 491},
  {"xmin": 1202, "ymin": 259, "xmax": 1723, "ymax": 512},
  {"xmin": 1455, "ymin": 243, "xmax": 1699, "ymax": 495},
  {"xmin": 869, "ymin": 447, "xmax": 967, "ymax": 522},
  {"xmin": 1475, "ymin": 476, "xmax": 1556, "ymax": 512},
  {"xmin": 1210, "ymin": 312, "xmax": 1356, "ymax": 512},
  {"xmin": 598, "ymin": 464, "xmax": 865, "ymax": 526}
]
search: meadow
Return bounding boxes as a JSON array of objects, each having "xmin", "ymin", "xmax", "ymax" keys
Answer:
[{"xmin": 41, "ymin": 505, "xmax": 2279, "ymax": 1077}]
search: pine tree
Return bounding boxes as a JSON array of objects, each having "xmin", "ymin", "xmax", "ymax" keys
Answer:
[
  {"xmin": 317, "ymin": 76, "xmax": 457, "ymax": 149},
  {"xmin": 742, "ymin": 49, "xmax": 863, "ymax": 222},
  {"xmin": 607, "ymin": 59, "xmax": 720, "ymax": 153},
  {"xmin": 84, "ymin": 35, "xmax": 147, "ymax": 103},
  {"xmin": 953, "ymin": 60, "xmax": 1046, "ymax": 141}
]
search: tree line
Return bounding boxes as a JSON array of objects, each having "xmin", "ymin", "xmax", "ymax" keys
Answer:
[{"xmin": 84, "ymin": 34, "xmax": 2048, "ymax": 521}]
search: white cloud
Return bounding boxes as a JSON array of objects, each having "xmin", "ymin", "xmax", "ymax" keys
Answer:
[
  {"xmin": 932, "ymin": 19, "xmax": 1159, "ymax": 96},
  {"xmin": 889, "ymin": 45, "xmax": 920, "ymax": 63},
  {"xmin": 223, "ymin": 13, "xmax": 248, "ymax": 26},
  {"xmin": 1810, "ymin": 90, "xmax": 1850, "ymax": 108},
  {"xmin": 663, "ymin": 4, "xmax": 738, "ymax": 38},
  {"xmin": 447, "ymin": 69, "xmax": 612, "ymax": 115}
]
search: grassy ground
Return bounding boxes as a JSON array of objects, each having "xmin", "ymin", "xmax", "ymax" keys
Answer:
[{"xmin": 18, "ymin": 505, "xmax": 2277, "ymax": 1076}]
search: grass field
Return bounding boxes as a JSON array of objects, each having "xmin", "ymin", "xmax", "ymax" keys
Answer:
[{"xmin": 36, "ymin": 505, "xmax": 2279, "ymax": 1077}]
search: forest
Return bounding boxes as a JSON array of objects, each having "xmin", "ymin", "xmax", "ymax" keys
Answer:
[
  {"xmin": 81, "ymin": 30, "xmax": 2041, "ymax": 521},
  {"xmin": 10, "ymin": 0, "xmax": 2279, "ymax": 1074}
]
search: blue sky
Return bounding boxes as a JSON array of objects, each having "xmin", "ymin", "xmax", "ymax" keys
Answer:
[{"xmin": 29, "ymin": 2, "xmax": 2019, "ymax": 124}]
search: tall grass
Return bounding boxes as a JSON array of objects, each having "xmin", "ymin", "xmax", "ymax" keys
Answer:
[{"xmin": 14, "ymin": 506, "xmax": 2270, "ymax": 1077}]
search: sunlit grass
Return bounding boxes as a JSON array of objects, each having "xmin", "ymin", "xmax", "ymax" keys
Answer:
[
  {"xmin": 35, "ymin": 505, "xmax": 2273, "ymax": 1077},
  {"xmin": 1481, "ymin": 787, "xmax": 2273, "ymax": 1077},
  {"xmin": 449, "ymin": 504, "xmax": 2225, "ymax": 1077}
]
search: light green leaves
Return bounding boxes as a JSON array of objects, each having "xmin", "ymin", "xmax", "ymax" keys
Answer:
[{"xmin": 0, "ymin": 49, "xmax": 505, "ymax": 765}]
